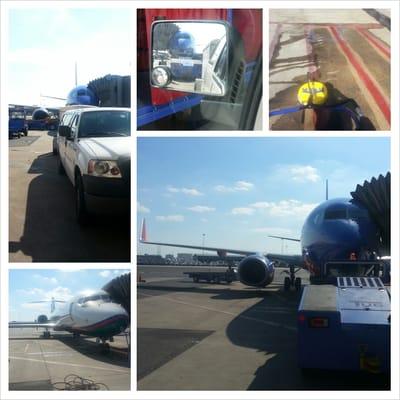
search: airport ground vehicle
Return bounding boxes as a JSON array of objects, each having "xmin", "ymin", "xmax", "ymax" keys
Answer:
[
  {"xmin": 53, "ymin": 105, "xmax": 97, "ymax": 155},
  {"xmin": 8, "ymin": 107, "xmax": 28, "ymax": 138},
  {"xmin": 137, "ymin": 9, "xmax": 262, "ymax": 130},
  {"xmin": 184, "ymin": 268, "xmax": 237, "ymax": 284},
  {"xmin": 298, "ymin": 269, "xmax": 390, "ymax": 373},
  {"xmin": 57, "ymin": 108, "xmax": 131, "ymax": 224}
]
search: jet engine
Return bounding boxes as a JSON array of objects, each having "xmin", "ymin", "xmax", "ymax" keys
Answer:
[
  {"xmin": 32, "ymin": 107, "xmax": 50, "ymax": 120},
  {"xmin": 237, "ymin": 254, "xmax": 275, "ymax": 287},
  {"xmin": 37, "ymin": 314, "xmax": 48, "ymax": 323}
]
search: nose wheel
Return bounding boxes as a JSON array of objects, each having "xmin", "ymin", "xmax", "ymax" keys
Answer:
[
  {"xmin": 96, "ymin": 337, "xmax": 111, "ymax": 354},
  {"xmin": 283, "ymin": 265, "xmax": 302, "ymax": 291}
]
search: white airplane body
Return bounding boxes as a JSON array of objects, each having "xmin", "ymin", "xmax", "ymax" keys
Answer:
[{"xmin": 9, "ymin": 290, "xmax": 129, "ymax": 344}]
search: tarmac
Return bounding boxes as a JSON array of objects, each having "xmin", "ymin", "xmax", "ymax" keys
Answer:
[
  {"xmin": 269, "ymin": 9, "xmax": 391, "ymax": 130},
  {"xmin": 9, "ymin": 328, "xmax": 130, "ymax": 391},
  {"xmin": 9, "ymin": 130, "xmax": 130, "ymax": 262},
  {"xmin": 137, "ymin": 265, "xmax": 390, "ymax": 390}
]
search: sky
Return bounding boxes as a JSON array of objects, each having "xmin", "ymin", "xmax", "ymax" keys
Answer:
[
  {"xmin": 137, "ymin": 137, "xmax": 390, "ymax": 256},
  {"xmin": 9, "ymin": 269, "xmax": 130, "ymax": 321},
  {"xmin": 8, "ymin": 7, "xmax": 132, "ymax": 107}
]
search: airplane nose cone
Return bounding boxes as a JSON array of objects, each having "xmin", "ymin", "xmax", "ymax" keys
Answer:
[{"xmin": 327, "ymin": 220, "xmax": 372, "ymax": 259}]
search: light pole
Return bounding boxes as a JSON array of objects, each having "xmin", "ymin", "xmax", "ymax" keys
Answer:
[{"xmin": 202, "ymin": 233, "xmax": 205, "ymax": 256}]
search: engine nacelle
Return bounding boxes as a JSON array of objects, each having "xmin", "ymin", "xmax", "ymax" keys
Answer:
[
  {"xmin": 32, "ymin": 107, "xmax": 50, "ymax": 121},
  {"xmin": 37, "ymin": 314, "xmax": 48, "ymax": 323},
  {"xmin": 238, "ymin": 254, "xmax": 275, "ymax": 287}
]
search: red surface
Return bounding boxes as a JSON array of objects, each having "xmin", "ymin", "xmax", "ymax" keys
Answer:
[
  {"xmin": 329, "ymin": 26, "xmax": 390, "ymax": 126},
  {"xmin": 356, "ymin": 27, "xmax": 390, "ymax": 60},
  {"xmin": 139, "ymin": 9, "xmax": 262, "ymax": 106}
]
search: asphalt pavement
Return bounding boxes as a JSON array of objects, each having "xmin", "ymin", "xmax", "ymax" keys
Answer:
[
  {"xmin": 269, "ymin": 9, "xmax": 390, "ymax": 130},
  {"xmin": 9, "ymin": 130, "xmax": 130, "ymax": 262},
  {"xmin": 137, "ymin": 265, "xmax": 389, "ymax": 390},
  {"xmin": 9, "ymin": 328, "xmax": 130, "ymax": 390}
]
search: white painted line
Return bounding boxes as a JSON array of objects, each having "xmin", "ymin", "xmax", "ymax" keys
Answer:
[
  {"xmin": 24, "ymin": 343, "xmax": 29, "ymax": 353},
  {"xmin": 9, "ymin": 356, "xmax": 129, "ymax": 373},
  {"xmin": 140, "ymin": 292, "xmax": 296, "ymax": 332}
]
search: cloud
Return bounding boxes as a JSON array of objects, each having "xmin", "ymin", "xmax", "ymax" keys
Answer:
[
  {"xmin": 290, "ymin": 165, "xmax": 320, "ymax": 182},
  {"xmin": 19, "ymin": 286, "xmax": 73, "ymax": 303},
  {"xmin": 167, "ymin": 186, "xmax": 203, "ymax": 196},
  {"xmin": 187, "ymin": 206, "xmax": 216, "ymax": 213},
  {"xmin": 252, "ymin": 227, "xmax": 295, "ymax": 235},
  {"xmin": 138, "ymin": 202, "xmax": 150, "ymax": 213},
  {"xmin": 249, "ymin": 200, "xmax": 317, "ymax": 218},
  {"xmin": 215, "ymin": 180, "xmax": 254, "ymax": 193},
  {"xmin": 231, "ymin": 207, "xmax": 255, "ymax": 215},
  {"xmin": 33, "ymin": 274, "xmax": 58, "ymax": 285},
  {"xmin": 156, "ymin": 215, "xmax": 184, "ymax": 222},
  {"xmin": 99, "ymin": 270, "xmax": 126, "ymax": 278}
]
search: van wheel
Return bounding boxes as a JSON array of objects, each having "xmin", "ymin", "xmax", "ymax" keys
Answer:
[
  {"xmin": 58, "ymin": 157, "xmax": 65, "ymax": 175},
  {"xmin": 75, "ymin": 174, "xmax": 89, "ymax": 225}
]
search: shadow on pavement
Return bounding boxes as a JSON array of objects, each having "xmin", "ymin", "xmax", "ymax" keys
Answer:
[{"xmin": 9, "ymin": 152, "xmax": 130, "ymax": 262}]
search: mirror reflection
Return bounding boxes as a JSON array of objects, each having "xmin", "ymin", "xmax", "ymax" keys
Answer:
[{"xmin": 151, "ymin": 21, "xmax": 228, "ymax": 96}]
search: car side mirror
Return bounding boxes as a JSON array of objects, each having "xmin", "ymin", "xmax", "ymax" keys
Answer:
[
  {"xmin": 58, "ymin": 125, "xmax": 72, "ymax": 139},
  {"xmin": 151, "ymin": 20, "xmax": 229, "ymax": 97}
]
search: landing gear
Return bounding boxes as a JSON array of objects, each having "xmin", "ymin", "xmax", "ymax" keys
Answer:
[
  {"xmin": 283, "ymin": 265, "xmax": 302, "ymax": 291},
  {"xmin": 97, "ymin": 337, "xmax": 111, "ymax": 354},
  {"xmin": 43, "ymin": 330, "xmax": 51, "ymax": 338}
]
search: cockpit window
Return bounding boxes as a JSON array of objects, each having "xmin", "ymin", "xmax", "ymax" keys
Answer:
[
  {"xmin": 78, "ymin": 294, "xmax": 111, "ymax": 304},
  {"xmin": 324, "ymin": 208, "xmax": 347, "ymax": 220},
  {"xmin": 348, "ymin": 207, "xmax": 369, "ymax": 220},
  {"xmin": 324, "ymin": 205, "xmax": 369, "ymax": 221}
]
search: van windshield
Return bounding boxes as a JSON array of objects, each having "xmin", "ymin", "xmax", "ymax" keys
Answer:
[{"xmin": 78, "ymin": 110, "xmax": 130, "ymax": 138}]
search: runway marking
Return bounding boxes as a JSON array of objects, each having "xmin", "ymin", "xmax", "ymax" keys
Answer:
[
  {"xmin": 9, "ymin": 356, "xmax": 129, "ymax": 373},
  {"xmin": 355, "ymin": 27, "xmax": 390, "ymax": 61},
  {"xmin": 139, "ymin": 291, "xmax": 296, "ymax": 332},
  {"xmin": 329, "ymin": 26, "xmax": 390, "ymax": 127},
  {"xmin": 24, "ymin": 343, "xmax": 29, "ymax": 353}
]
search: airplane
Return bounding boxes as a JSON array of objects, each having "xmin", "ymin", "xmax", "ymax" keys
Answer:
[
  {"xmin": 9, "ymin": 289, "xmax": 129, "ymax": 353},
  {"xmin": 32, "ymin": 85, "xmax": 99, "ymax": 121},
  {"xmin": 139, "ymin": 173, "xmax": 390, "ymax": 291}
]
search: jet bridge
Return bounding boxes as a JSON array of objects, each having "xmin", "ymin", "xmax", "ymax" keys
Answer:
[
  {"xmin": 103, "ymin": 272, "xmax": 131, "ymax": 317},
  {"xmin": 351, "ymin": 172, "xmax": 390, "ymax": 254}
]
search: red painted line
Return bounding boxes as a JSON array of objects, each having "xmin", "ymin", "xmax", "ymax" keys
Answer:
[
  {"xmin": 269, "ymin": 23, "xmax": 282, "ymax": 63},
  {"xmin": 329, "ymin": 26, "xmax": 390, "ymax": 125},
  {"xmin": 355, "ymin": 27, "xmax": 390, "ymax": 60}
]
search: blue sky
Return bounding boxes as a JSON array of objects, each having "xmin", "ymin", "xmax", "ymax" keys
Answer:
[
  {"xmin": 137, "ymin": 137, "xmax": 390, "ymax": 256},
  {"xmin": 8, "ymin": 7, "xmax": 132, "ymax": 106},
  {"xmin": 9, "ymin": 269, "xmax": 129, "ymax": 321}
]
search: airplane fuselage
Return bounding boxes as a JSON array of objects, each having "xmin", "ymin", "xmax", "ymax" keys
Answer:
[
  {"xmin": 301, "ymin": 198, "xmax": 380, "ymax": 278},
  {"xmin": 53, "ymin": 291, "xmax": 129, "ymax": 339}
]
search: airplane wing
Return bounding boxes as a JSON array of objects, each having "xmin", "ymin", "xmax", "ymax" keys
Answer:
[
  {"xmin": 139, "ymin": 219, "xmax": 304, "ymax": 266},
  {"xmin": 9, "ymin": 322, "xmax": 56, "ymax": 329},
  {"xmin": 140, "ymin": 219, "xmax": 254, "ymax": 256},
  {"xmin": 268, "ymin": 235, "xmax": 300, "ymax": 242}
]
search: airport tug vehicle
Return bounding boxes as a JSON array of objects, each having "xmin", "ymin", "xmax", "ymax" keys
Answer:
[{"xmin": 297, "ymin": 262, "xmax": 390, "ymax": 373}]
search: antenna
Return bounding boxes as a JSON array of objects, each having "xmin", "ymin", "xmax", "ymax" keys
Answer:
[
  {"xmin": 325, "ymin": 179, "xmax": 329, "ymax": 200},
  {"xmin": 74, "ymin": 61, "xmax": 78, "ymax": 86}
]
